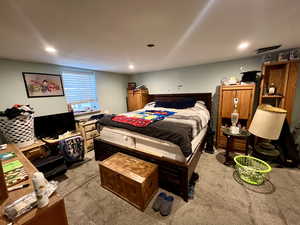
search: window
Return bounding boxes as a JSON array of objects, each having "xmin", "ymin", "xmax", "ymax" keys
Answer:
[{"xmin": 62, "ymin": 71, "xmax": 100, "ymax": 114}]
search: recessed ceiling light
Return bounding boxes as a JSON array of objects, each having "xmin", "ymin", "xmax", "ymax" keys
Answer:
[
  {"xmin": 129, "ymin": 64, "xmax": 135, "ymax": 70},
  {"xmin": 238, "ymin": 42, "xmax": 250, "ymax": 50},
  {"xmin": 45, "ymin": 46, "xmax": 57, "ymax": 53},
  {"xmin": 147, "ymin": 44, "xmax": 155, "ymax": 48}
]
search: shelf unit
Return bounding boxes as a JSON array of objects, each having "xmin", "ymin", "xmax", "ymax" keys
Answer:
[{"xmin": 259, "ymin": 61, "xmax": 299, "ymax": 124}]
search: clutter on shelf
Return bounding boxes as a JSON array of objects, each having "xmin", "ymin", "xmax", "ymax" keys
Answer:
[{"xmin": 263, "ymin": 48, "xmax": 300, "ymax": 64}]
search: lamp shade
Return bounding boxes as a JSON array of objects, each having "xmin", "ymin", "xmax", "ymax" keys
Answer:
[{"xmin": 249, "ymin": 105, "xmax": 287, "ymax": 140}]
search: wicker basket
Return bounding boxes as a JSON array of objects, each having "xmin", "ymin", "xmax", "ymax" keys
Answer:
[
  {"xmin": 0, "ymin": 115, "xmax": 34, "ymax": 148},
  {"xmin": 234, "ymin": 155, "xmax": 272, "ymax": 185}
]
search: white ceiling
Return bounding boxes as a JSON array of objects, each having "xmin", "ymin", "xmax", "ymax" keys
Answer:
[{"xmin": 0, "ymin": 0, "xmax": 300, "ymax": 74}]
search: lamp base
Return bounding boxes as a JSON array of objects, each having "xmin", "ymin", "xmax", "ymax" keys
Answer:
[{"xmin": 254, "ymin": 142, "xmax": 280, "ymax": 160}]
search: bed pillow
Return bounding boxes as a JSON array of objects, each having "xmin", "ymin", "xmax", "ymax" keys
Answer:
[
  {"xmin": 144, "ymin": 101, "xmax": 156, "ymax": 109},
  {"xmin": 154, "ymin": 99, "xmax": 196, "ymax": 109}
]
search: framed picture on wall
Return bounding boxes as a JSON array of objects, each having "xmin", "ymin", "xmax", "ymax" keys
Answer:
[{"xmin": 22, "ymin": 72, "xmax": 65, "ymax": 98}]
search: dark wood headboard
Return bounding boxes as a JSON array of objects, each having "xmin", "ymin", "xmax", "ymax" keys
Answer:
[{"xmin": 148, "ymin": 93, "xmax": 212, "ymax": 113}]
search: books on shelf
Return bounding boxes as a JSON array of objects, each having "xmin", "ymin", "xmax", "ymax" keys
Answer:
[
  {"xmin": 0, "ymin": 152, "xmax": 16, "ymax": 161},
  {"xmin": 2, "ymin": 160, "xmax": 29, "ymax": 187}
]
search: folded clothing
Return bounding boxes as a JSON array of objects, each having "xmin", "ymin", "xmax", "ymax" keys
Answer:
[
  {"xmin": 0, "ymin": 105, "xmax": 34, "ymax": 120},
  {"xmin": 112, "ymin": 115, "xmax": 153, "ymax": 127}
]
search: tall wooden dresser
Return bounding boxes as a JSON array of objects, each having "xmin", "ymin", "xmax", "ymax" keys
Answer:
[
  {"xmin": 127, "ymin": 89, "xmax": 149, "ymax": 111},
  {"xmin": 217, "ymin": 84, "xmax": 256, "ymax": 151}
]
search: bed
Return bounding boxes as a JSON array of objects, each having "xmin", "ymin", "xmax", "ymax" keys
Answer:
[{"xmin": 94, "ymin": 93, "xmax": 212, "ymax": 201}]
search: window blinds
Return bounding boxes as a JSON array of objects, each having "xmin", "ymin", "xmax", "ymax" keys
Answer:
[{"xmin": 62, "ymin": 71, "xmax": 98, "ymax": 104}]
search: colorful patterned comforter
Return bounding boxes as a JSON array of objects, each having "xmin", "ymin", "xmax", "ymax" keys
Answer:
[{"xmin": 112, "ymin": 110, "xmax": 175, "ymax": 127}]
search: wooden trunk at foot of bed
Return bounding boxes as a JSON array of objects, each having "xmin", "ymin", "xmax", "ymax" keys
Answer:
[{"xmin": 94, "ymin": 135, "xmax": 206, "ymax": 202}]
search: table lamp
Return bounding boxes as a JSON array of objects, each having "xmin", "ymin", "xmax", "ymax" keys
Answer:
[{"xmin": 249, "ymin": 104, "xmax": 287, "ymax": 158}]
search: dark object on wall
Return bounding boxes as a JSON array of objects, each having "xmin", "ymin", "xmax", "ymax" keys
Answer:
[
  {"xmin": 256, "ymin": 45, "xmax": 281, "ymax": 54},
  {"xmin": 275, "ymin": 119, "xmax": 300, "ymax": 167},
  {"xmin": 128, "ymin": 82, "xmax": 136, "ymax": 90},
  {"xmin": 22, "ymin": 72, "xmax": 64, "ymax": 98},
  {"xmin": 241, "ymin": 71, "xmax": 260, "ymax": 83}
]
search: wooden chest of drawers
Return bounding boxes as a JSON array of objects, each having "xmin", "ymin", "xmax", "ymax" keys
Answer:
[
  {"xmin": 20, "ymin": 140, "xmax": 48, "ymax": 161},
  {"xmin": 79, "ymin": 120, "xmax": 100, "ymax": 152},
  {"xmin": 99, "ymin": 153, "xmax": 158, "ymax": 211}
]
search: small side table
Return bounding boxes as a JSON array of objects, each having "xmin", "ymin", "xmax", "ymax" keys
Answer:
[{"xmin": 222, "ymin": 128, "xmax": 251, "ymax": 165}]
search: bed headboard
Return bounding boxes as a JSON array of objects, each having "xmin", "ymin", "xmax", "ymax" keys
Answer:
[{"xmin": 148, "ymin": 93, "xmax": 212, "ymax": 113}]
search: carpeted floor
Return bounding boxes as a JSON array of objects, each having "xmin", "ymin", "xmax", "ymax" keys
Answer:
[{"xmin": 54, "ymin": 150, "xmax": 300, "ymax": 225}]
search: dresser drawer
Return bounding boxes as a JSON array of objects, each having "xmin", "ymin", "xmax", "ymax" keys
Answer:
[
  {"xmin": 84, "ymin": 123, "xmax": 96, "ymax": 132},
  {"xmin": 23, "ymin": 147, "xmax": 47, "ymax": 161},
  {"xmin": 86, "ymin": 139, "xmax": 94, "ymax": 151},
  {"xmin": 86, "ymin": 130, "xmax": 99, "ymax": 140},
  {"xmin": 218, "ymin": 130, "xmax": 247, "ymax": 151}
]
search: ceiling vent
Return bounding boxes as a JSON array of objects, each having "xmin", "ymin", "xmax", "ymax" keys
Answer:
[{"xmin": 256, "ymin": 45, "xmax": 282, "ymax": 54}]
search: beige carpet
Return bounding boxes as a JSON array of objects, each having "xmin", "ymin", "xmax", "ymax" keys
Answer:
[{"xmin": 55, "ymin": 150, "xmax": 300, "ymax": 225}]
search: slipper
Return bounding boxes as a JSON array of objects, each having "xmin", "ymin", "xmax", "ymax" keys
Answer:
[
  {"xmin": 188, "ymin": 184, "xmax": 195, "ymax": 199},
  {"xmin": 191, "ymin": 172, "xmax": 199, "ymax": 184},
  {"xmin": 152, "ymin": 192, "xmax": 166, "ymax": 212},
  {"xmin": 160, "ymin": 195, "xmax": 174, "ymax": 216}
]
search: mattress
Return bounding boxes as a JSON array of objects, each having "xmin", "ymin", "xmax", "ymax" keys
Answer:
[{"xmin": 98, "ymin": 125, "xmax": 207, "ymax": 163}]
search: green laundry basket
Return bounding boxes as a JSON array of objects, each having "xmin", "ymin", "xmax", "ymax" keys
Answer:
[{"xmin": 234, "ymin": 155, "xmax": 272, "ymax": 185}]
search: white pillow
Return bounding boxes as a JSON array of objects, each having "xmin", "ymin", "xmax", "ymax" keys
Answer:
[{"xmin": 144, "ymin": 101, "xmax": 156, "ymax": 109}]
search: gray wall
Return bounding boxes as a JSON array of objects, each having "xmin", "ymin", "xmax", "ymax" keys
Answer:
[
  {"xmin": 130, "ymin": 56, "xmax": 263, "ymax": 130},
  {"xmin": 130, "ymin": 56, "xmax": 262, "ymax": 94},
  {"xmin": 0, "ymin": 59, "xmax": 128, "ymax": 116}
]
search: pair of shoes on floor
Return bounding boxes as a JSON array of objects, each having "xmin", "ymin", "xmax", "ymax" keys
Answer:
[
  {"xmin": 188, "ymin": 184, "xmax": 195, "ymax": 199},
  {"xmin": 152, "ymin": 192, "xmax": 174, "ymax": 216},
  {"xmin": 188, "ymin": 172, "xmax": 200, "ymax": 199},
  {"xmin": 190, "ymin": 172, "xmax": 199, "ymax": 184}
]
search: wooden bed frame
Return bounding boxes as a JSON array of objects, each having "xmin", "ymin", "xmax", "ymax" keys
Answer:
[{"xmin": 94, "ymin": 93, "xmax": 212, "ymax": 202}]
